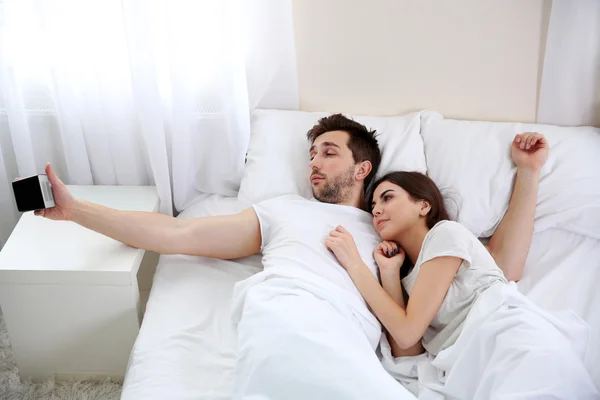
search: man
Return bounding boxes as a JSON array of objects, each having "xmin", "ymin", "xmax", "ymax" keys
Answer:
[{"xmin": 37, "ymin": 114, "xmax": 548, "ymax": 398}]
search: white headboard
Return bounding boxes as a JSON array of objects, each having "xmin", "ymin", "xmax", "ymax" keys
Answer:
[{"xmin": 292, "ymin": 0, "xmax": 552, "ymax": 123}]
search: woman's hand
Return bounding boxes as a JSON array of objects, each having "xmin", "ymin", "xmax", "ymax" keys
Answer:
[
  {"xmin": 511, "ymin": 132, "xmax": 549, "ymax": 172},
  {"xmin": 326, "ymin": 226, "xmax": 364, "ymax": 272},
  {"xmin": 374, "ymin": 241, "xmax": 405, "ymax": 277}
]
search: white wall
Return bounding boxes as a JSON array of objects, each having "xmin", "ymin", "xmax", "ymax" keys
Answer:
[{"xmin": 292, "ymin": 0, "xmax": 552, "ymax": 122}]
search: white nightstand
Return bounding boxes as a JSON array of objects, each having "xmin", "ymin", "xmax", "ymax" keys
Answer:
[{"xmin": 0, "ymin": 185, "xmax": 160, "ymax": 381}]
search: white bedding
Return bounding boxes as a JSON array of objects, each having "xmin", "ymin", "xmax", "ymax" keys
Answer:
[
  {"xmin": 122, "ymin": 195, "xmax": 600, "ymax": 399},
  {"xmin": 121, "ymin": 195, "xmax": 262, "ymax": 400},
  {"xmin": 517, "ymin": 228, "xmax": 600, "ymax": 387},
  {"xmin": 382, "ymin": 282, "xmax": 596, "ymax": 399}
]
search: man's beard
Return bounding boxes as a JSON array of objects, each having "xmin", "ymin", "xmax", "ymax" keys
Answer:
[{"xmin": 312, "ymin": 165, "xmax": 355, "ymax": 204}]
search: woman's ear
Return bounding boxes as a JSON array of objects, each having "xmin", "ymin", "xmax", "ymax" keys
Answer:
[
  {"xmin": 419, "ymin": 200, "xmax": 432, "ymax": 217},
  {"xmin": 355, "ymin": 160, "xmax": 372, "ymax": 182}
]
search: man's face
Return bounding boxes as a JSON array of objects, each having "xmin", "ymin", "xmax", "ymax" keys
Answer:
[{"xmin": 308, "ymin": 130, "xmax": 358, "ymax": 204}]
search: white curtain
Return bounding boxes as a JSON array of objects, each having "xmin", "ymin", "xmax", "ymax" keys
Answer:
[
  {"xmin": 0, "ymin": 0, "xmax": 298, "ymax": 248},
  {"xmin": 537, "ymin": 0, "xmax": 600, "ymax": 127}
]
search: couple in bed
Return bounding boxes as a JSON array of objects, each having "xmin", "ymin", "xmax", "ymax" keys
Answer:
[{"xmin": 39, "ymin": 114, "xmax": 596, "ymax": 399}]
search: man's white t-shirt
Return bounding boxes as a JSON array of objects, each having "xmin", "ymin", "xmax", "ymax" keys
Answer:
[{"xmin": 235, "ymin": 194, "xmax": 383, "ymax": 347}]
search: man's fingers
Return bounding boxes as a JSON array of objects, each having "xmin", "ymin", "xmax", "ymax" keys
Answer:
[
  {"xmin": 329, "ymin": 230, "xmax": 342, "ymax": 238},
  {"xmin": 45, "ymin": 162, "xmax": 60, "ymax": 185}
]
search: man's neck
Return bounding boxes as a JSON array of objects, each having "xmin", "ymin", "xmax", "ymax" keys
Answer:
[{"xmin": 338, "ymin": 189, "xmax": 364, "ymax": 209}]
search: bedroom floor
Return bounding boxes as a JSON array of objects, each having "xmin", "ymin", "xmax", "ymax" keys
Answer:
[{"xmin": 0, "ymin": 312, "xmax": 122, "ymax": 400}]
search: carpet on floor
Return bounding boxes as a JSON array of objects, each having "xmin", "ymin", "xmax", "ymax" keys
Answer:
[{"xmin": 0, "ymin": 314, "xmax": 122, "ymax": 400}]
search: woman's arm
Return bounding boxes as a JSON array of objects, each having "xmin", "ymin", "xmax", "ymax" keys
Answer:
[
  {"xmin": 347, "ymin": 256, "xmax": 462, "ymax": 350},
  {"xmin": 486, "ymin": 167, "xmax": 540, "ymax": 281},
  {"xmin": 486, "ymin": 132, "xmax": 549, "ymax": 281},
  {"xmin": 380, "ymin": 270, "xmax": 425, "ymax": 357}
]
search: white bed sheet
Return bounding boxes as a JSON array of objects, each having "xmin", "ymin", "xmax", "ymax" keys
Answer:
[
  {"xmin": 517, "ymin": 228, "xmax": 600, "ymax": 388},
  {"xmin": 121, "ymin": 195, "xmax": 261, "ymax": 400},
  {"xmin": 122, "ymin": 195, "xmax": 600, "ymax": 399}
]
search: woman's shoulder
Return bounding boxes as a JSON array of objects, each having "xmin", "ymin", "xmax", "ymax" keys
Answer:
[{"xmin": 430, "ymin": 220, "xmax": 473, "ymax": 238}]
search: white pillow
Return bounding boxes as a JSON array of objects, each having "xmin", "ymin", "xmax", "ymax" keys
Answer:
[
  {"xmin": 178, "ymin": 193, "xmax": 246, "ymax": 219},
  {"xmin": 422, "ymin": 111, "xmax": 600, "ymax": 239},
  {"xmin": 238, "ymin": 109, "xmax": 427, "ymax": 205}
]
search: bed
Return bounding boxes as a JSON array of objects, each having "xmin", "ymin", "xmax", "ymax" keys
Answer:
[
  {"xmin": 121, "ymin": 194, "xmax": 261, "ymax": 399},
  {"xmin": 121, "ymin": 110, "xmax": 600, "ymax": 398}
]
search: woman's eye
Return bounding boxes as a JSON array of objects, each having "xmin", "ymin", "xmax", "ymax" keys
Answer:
[{"xmin": 383, "ymin": 195, "xmax": 392, "ymax": 202}]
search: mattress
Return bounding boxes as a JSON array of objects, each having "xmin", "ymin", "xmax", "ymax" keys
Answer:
[{"xmin": 121, "ymin": 195, "xmax": 600, "ymax": 399}]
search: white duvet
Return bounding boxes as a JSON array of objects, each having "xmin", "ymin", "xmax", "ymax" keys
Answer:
[
  {"xmin": 381, "ymin": 282, "xmax": 598, "ymax": 399},
  {"xmin": 122, "ymin": 196, "xmax": 600, "ymax": 399},
  {"xmin": 230, "ymin": 269, "xmax": 416, "ymax": 400}
]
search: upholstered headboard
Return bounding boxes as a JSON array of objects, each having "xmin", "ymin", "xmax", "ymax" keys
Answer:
[{"xmin": 292, "ymin": 0, "xmax": 552, "ymax": 123}]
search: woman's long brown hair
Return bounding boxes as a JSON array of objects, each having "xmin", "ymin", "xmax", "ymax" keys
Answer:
[
  {"xmin": 366, "ymin": 171, "xmax": 450, "ymax": 228},
  {"xmin": 366, "ymin": 171, "xmax": 451, "ymax": 279}
]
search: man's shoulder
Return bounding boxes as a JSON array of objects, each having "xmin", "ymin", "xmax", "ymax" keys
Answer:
[
  {"xmin": 254, "ymin": 193, "xmax": 306, "ymax": 205},
  {"xmin": 252, "ymin": 194, "xmax": 311, "ymax": 213}
]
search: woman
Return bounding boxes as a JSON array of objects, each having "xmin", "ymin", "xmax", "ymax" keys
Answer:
[{"xmin": 325, "ymin": 155, "xmax": 598, "ymax": 398}]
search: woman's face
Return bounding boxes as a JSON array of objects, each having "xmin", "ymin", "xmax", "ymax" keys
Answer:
[{"xmin": 370, "ymin": 181, "xmax": 426, "ymax": 240}]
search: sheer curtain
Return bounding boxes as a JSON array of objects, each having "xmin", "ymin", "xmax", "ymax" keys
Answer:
[
  {"xmin": 537, "ymin": 0, "xmax": 600, "ymax": 127},
  {"xmin": 0, "ymin": 0, "xmax": 298, "ymax": 248}
]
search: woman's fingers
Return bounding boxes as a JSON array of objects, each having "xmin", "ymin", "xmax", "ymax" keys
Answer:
[
  {"xmin": 385, "ymin": 242, "xmax": 394, "ymax": 256},
  {"xmin": 383, "ymin": 241, "xmax": 397, "ymax": 256},
  {"xmin": 514, "ymin": 133, "xmax": 523, "ymax": 144},
  {"xmin": 380, "ymin": 242, "xmax": 390, "ymax": 256},
  {"xmin": 519, "ymin": 132, "xmax": 531, "ymax": 149},
  {"xmin": 518, "ymin": 133, "xmax": 527, "ymax": 149},
  {"xmin": 530, "ymin": 132, "xmax": 545, "ymax": 148},
  {"xmin": 517, "ymin": 132, "xmax": 545, "ymax": 150},
  {"xmin": 526, "ymin": 133, "xmax": 535, "ymax": 149}
]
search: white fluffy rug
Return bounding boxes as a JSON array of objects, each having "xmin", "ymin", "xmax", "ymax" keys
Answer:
[{"xmin": 0, "ymin": 314, "xmax": 122, "ymax": 399}]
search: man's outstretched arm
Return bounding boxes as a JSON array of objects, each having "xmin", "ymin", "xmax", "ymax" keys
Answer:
[
  {"xmin": 486, "ymin": 132, "xmax": 549, "ymax": 281},
  {"xmin": 36, "ymin": 163, "xmax": 261, "ymax": 259}
]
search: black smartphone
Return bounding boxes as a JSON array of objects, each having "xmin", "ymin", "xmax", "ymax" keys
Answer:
[{"xmin": 12, "ymin": 174, "xmax": 56, "ymax": 212}]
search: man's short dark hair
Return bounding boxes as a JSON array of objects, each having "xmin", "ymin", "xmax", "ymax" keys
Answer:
[{"xmin": 306, "ymin": 114, "xmax": 381, "ymax": 190}]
